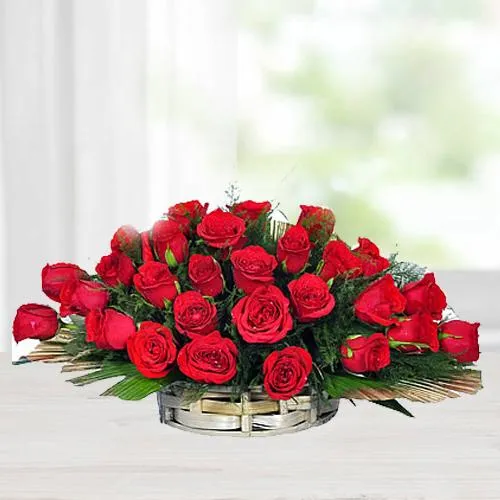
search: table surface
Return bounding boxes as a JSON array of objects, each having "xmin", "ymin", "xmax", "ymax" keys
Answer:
[{"xmin": 1, "ymin": 351, "xmax": 499, "ymax": 500}]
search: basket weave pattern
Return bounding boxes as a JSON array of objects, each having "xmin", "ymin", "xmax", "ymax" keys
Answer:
[{"xmin": 157, "ymin": 385, "xmax": 340, "ymax": 437}]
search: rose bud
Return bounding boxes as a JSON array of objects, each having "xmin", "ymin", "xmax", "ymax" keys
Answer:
[
  {"xmin": 188, "ymin": 254, "xmax": 224, "ymax": 297},
  {"xmin": 127, "ymin": 321, "xmax": 177, "ymax": 378},
  {"xmin": 59, "ymin": 280, "xmax": 110, "ymax": 317},
  {"xmin": 166, "ymin": 200, "xmax": 208, "ymax": 234},
  {"xmin": 439, "ymin": 320, "xmax": 480, "ymax": 363},
  {"xmin": 85, "ymin": 309, "xmax": 136, "ymax": 350},
  {"xmin": 354, "ymin": 275, "xmax": 406, "ymax": 326},
  {"xmin": 111, "ymin": 225, "xmax": 141, "ymax": 259},
  {"xmin": 173, "ymin": 291, "xmax": 218, "ymax": 339},
  {"xmin": 152, "ymin": 219, "xmax": 189, "ymax": 266},
  {"xmin": 297, "ymin": 205, "xmax": 336, "ymax": 244},
  {"xmin": 232, "ymin": 285, "xmax": 293, "ymax": 343},
  {"xmin": 141, "ymin": 231, "xmax": 155, "ymax": 263},
  {"xmin": 231, "ymin": 200, "xmax": 272, "ymax": 222},
  {"xmin": 352, "ymin": 238, "xmax": 390, "ymax": 277},
  {"xmin": 387, "ymin": 313, "xmax": 439, "ymax": 353},
  {"xmin": 12, "ymin": 304, "xmax": 59, "ymax": 343},
  {"xmin": 133, "ymin": 261, "xmax": 179, "ymax": 308},
  {"xmin": 340, "ymin": 333, "xmax": 391, "ymax": 373},
  {"xmin": 319, "ymin": 240, "xmax": 362, "ymax": 282},
  {"xmin": 402, "ymin": 273, "xmax": 447, "ymax": 320},
  {"xmin": 277, "ymin": 225, "xmax": 311, "ymax": 274},
  {"xmin": 42, "ymin": 263, "xmax": 88, "ymax": 302},
  {"xmin": 95, "ymin": 251, "xmax": 136, "ymax": 287},
  {"xmin": 196, "ymin": 208, "xmax": 246, "ymax": 248},
  {"xmin": 263, "ymin": 346, "xmax": 312, "ymax": 400},
  {"xmin": 288, "ymin": 273, "xmax": 335, "ymax": 322},
  {"xmin": 230, "ymin": 245, "xmax": 277, "ymax": 294},
  {"xmin": 177, "ymin": 330, "xmax": 238, "ymax": 384}
]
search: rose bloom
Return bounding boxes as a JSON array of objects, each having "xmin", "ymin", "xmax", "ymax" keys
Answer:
[
  {"xmin": 231, "ymin": 200, "xmax": 272, "ymax": 222},
  {"xmin": 319, "ymin": 240, "xmax": 362, "ymax": 282},
  {"xmin": 141, "ymin": 231, "xmax": 155, "ymax": 263},
  {"xmin": 12, "ymin": 304, "xmax": 59, "ymax": 343},
  {"xmin": 277, "ymin": 225, "xmax": 311, "ymax": 274},
  {"xmin": 340, "ymin": 333, "xmax": 391, "ymax": 373},
  {"xmin": 95, "ymin": 251, "xmax": 136, "ymax": 287},
  {"xmin": 288, "ymin": 273, "xmax": 335, "ymax": 322},
  {"xmin": 196, "ymin": 208, "xmax": 246, "ymax": 248},
  {"xmin": 188, "ymin": 254, "xmax": 224, "ymax": 297},
  {"xmin": 439, "ymin": 320, "xmax": 480, "ymax": 363},
  {"xmin": 59, "ymin": 279, "xmax": 110, "ymax": 317},
  {"xmin": 111, "ymin": 225, "xmax": 141, "ymax": 256},
  {"xmin": 85, "ymin": 308, "xmax": 136, "ymax": 350},
  {"xmin": 354, "ymin": 275, "xmax": 406, "ymax": 326},
  {"xmin": 230, "ymin": 245, "xmax": 277, "ymax": 294},
  {"xmin": 387, "ymin": 313, "xmax": 439, "ymax": 353},
  {"xmin": 231, "ymin": 285, "xmax": 293, "ymax": 343},
  {"xmin": 42, "ymin": 263, "xmax": 88, "ymax": 302},
  {"xmin": 177, "ymin": 330, "xmax": 238, "ymax": 384},
  {"xmin": 166, "ymin": 200, "xmax": 208, "ymax": 234},
  {"xmin": 133, "ymin": 262, "xmax": 179, "ymax": 308},
  {"xmin": 297, "ymin": 205, "xmax": 336, "ymax": 244},
  {"xmin": 402, "ymin": 273, "xmax": 447, "ymax": 320},
  {"xmin": 152, "ymin": 219, "xmax": 189, "ymax": 265},
  {"xmin": 263, "ymin": 346, "xmax": 313, "ymax": 400},
  {"xmin": 173, "ymin": 291, "xmax": 218, "ymax": 339},
  {"xmin": 127, "ymin": 321, "xmax": 177, "ymax": 378},
  {"xmin": 352, "ymin": 238, "xmax": 390, "ymax": 277}
]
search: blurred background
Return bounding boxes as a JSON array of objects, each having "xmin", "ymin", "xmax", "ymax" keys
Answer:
[{"xmin": 1, "ymin": 0, "xmax": 499, "ymax": 357}]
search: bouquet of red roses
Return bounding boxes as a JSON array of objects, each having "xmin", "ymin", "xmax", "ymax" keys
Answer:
[{"xmin": 13, "ymin": 197, "xmax": 481, "ymax": 421}]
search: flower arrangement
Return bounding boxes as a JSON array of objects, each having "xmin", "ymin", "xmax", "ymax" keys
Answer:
[{"xmin": 13, "ymin": 193, "xmax": 482, "ymax": 434}]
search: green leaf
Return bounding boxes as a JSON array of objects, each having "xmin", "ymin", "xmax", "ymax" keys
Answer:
[
  {"xmin": 324, "ymin": 373, "xmax": 390, "ymax": 399},
  {"xmin": 370, "ymin": 399, "xmax": 414, "ymax": 418},
  {"xmin": 100, "ymin": 374, "xmax": 165, "ymax": 400},
  {"xmin": 67, "ymin": 363, "xmax": 138, "ymax": 386}
]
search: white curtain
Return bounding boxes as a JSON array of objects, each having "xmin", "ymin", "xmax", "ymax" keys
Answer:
[{"xmin": 0, "ymin": 0, "xmax": 237, "ymax": 356}]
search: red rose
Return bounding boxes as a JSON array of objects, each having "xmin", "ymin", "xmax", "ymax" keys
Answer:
[
  {"xmin": 166, "ymin": 200, "xmax": 208, "ymax": 234},
  {"xmin": 196, "ymin": 208, "xmax": 246, "ymax": 248},
  {"xmin": 387, "ymin": 313, "xmax": 439, "ymax": 353},
  {"xmin": 402, "ymin": 273, "xmax": 447, "ymax": 320},
  {"xmin": 85, "ymin": 308, "xmax": 136, "ymax": 350},
  {"xmin": 152, "ymin": 219, "xmax": 189, "ymax": 266},
  {"xmin": 188, "ymin": 254, "xmax": 224, "ymax": 297},
  {"xmin": 127, "ymin": 321, "xmax": 177, "ymax": 378},
  {"xmin": 231, "ymin": 285, "xmax": 293, "ymax": 343},
  {"xmin": 340, "ymin": 333, "xmax": 391, "ymax": 373},
  {"xmin": 173, "ymin": 291, "xmax": 218, "ymax": 338},
  {"xmin": 297, "ymin": 205, "xmax": 336, "ymax": 244},
  {"xmin": 177, "ymin": 330, "xmax": 238, "ymax": 384},
  {"xmin": 354, "ymin": 275, "xmax": 406, "ymax": 326},
  {"xmin": 59, "ymin": 280, "xmax": 110, "ymax": 317},
  {"xmin": 95, "ymin": 251, "xmax": 136, "ymax": 287},
  {"xmin": 288, "ymin": 273, "xmax": 335, "ymax": 322},
  {"xmin": 141, "ymin": 231, "xmax": 155, "ymax": 263},
  {"xmin": 263, "ymin": 346, "xmax": 312, "ymax": 400},
  {"xmin": 133, "ymin": 262, "xmax": 179, "ymax": 308},
  {"xmin": 353, "ymin": 238, "xmax": 390, "ymax": 277},
  {"xmin": 277, "ymin": 225, "xmax": 311, "ymax": 274},
  {"xmin": 231, "ymin": 200, "xmax": 272, "ymax": 222},
  {"xmin": 42, "ymin": 263, "xmax": 88, "ymax": 302},
  {"xmin": 230, "ymin": 245, "xmax": 277, "ymax": 294},
  {"xmin": 319, "ymin": 240, "xmax": 362, "ymax": 281},
  {"xmin": 111, "ymin": 225, "xmax": 141, "ymax": 257},
  {"xmin": 12, "ymin": 304, "xmax": 59, "ymax": 343},
  {"xmin": 439, "ymin": 320, "xmax": 480, "ymax": 363}
]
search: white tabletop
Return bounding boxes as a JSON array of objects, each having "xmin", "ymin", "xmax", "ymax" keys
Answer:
[{"xmin": 0, "ymin": 351, "xmax": 498, "ymax": 500}]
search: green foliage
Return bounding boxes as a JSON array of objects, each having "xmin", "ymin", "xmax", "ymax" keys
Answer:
[
  {"xmin": 324, "ymin": 373, "xmax": 390, "ymax": 399},
  {"xmin": 369, "ymin": 399, "xmax": 414, "ymax": 418}
]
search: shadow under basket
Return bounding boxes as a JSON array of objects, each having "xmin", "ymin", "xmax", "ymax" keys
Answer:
[{"xmin": 157, "ymin": 385, "xmax": 340, "ymax": 437}]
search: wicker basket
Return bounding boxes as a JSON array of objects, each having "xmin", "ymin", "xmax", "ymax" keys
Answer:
[{"xmin": 157, "ymin": 385, "xmax": 340, "ymax": 437}]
